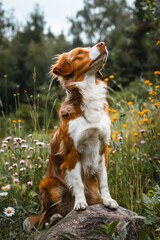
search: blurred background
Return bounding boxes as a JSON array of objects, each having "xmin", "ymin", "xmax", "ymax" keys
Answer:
[{"xmin": 0, "ymin": 0, "xmax": 160, "ymax": 135}]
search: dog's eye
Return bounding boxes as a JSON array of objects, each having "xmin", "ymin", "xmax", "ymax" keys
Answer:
[{"xmin": 77, "ymin": 52, "xmax": 83, "ymax": 55}]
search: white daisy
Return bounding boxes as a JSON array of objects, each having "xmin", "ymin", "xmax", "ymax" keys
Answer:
[
  {"xmin": 1, "ymin": 185, "xmax": 11, "ymax": 191},
  {"xmin": 0, "ymin": 192, "xmax": 8, "ymax": 196},
  {"xmin": 4, "ymin": 207, "xmax": 15, "ymax": 217}
]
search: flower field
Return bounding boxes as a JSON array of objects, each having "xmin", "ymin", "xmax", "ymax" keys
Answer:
[{"xmin": 0, "ymin": 71, "xmax": 160, "ymax": 239}]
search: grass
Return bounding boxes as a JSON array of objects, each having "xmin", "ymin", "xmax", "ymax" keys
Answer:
[{"xmin": 0, "ymin": 70, "xmax": 160, "ymax": 239}]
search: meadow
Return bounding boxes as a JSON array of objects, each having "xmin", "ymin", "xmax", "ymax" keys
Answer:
[{"xmin": 0, "ymin": 69, "xmax": 160, "ymax": 239}]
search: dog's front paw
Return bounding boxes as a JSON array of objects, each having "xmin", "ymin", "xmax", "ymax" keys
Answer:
[
  {"xmin": 103, "ymin": 198, "xmax": 119, "ymax": 209},
  {"xmin": 74, "ymin": 201, "xmax": 88, "ymax": 211}
]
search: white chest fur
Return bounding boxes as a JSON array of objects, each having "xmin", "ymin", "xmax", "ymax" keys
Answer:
[{"xmin": 69, "ymin": 75, "xmax": 111, "ymax": 174}]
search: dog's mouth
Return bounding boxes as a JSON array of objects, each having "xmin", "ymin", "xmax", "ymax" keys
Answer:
[{"xmin": 89, "ymin": 51, "xmax": 108, "ymax": 67}]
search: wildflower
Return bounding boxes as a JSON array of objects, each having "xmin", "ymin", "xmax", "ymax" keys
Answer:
[
  {"xmin": 0, "ymin": 149, "xmax": 4, "ymax": 153},
  {"xmin": 19, "ymin": 167, "xmax": 26, "ymax": 171},
  {"xmin": 36, "ymin": 142, "xmax": 45, "ymax": 146},
  {"xmin": 29, "ymin": 147, "xmax": 34, "ymax": 151},
  {"xmin": 2, "ymin": 140, "xmax": 8, "ymax": 144},
  {"xmin": 151, "ymin": 99, "xmax": 155, "ymax": 103},
  {"xmin": 46, "ymin": 159, "xmax": 49, "ymax": 163},
  {"xmin": 12, "ymin": 156, "xmax": 16, "ymax": 161},
  {"xmin": 13, "ymin": 173, "xmax": 18, "ymax": 176},
  {"xmin": 1, "ymin": 185, "xmax": 10, "ymax": 191},
  {"xmin": 34, "ymin": 139, "xmax": 38, "ymax": 143},
  {"xmin": 118, "ymin": 136, "xmax": 123, "ymax": 141},
  {"xmin": 8, "ymin": 166, "xmax": 13, "ymax": 171},
  {"xmin": 21, "ymin": 139, "xmax": 26, "ymax": 143},
  {"xmin": 21, "ymin": 144, "xmax": 28, "ymax": 148},
  {"xmin": 109, "ymin": 75, "xmax": 114, "ymax": 79},
  {"xmin": 156, "ymin": 40, "xmax": 160, "ymax": 46},
  {"xmin": 155, "ymin": 85, "xmax": 160, "ymax": 89},
  {"xmin": 143, "ymin": 109, "xmax": 149, "ymax": 115},
  {"xmin": 0, "ymin": 192, "xmax": 8, "ymax": 196},
  {"xmin": 14, "ymin": 137, "xmax": 21, "ymax": 142},
  {"xmin": 146, "ymin": 138, "xmax": 149, "ymax": 141},
  {"xmin": 152, "ymin": 125, "xmax": 155, "ymax": 128},
  {"xmin": 148, "ymin": 158, "xmax": 152, "ymax": 162},
  {"xmin": 13, "ymin": 179, "xmax": 19, "ymax": 184},
  {"xmin": 123, "ymin": 124, "xmax": 127, "ymax": 128},
  {"xmin": 114, "ymin": 131, "xmax": 119, "ymax": 135},
  {"xmin": 154, "ymin": 71, "xmax": 160, "ymax": 75},
  {"xmin": 153, "ymin": 136, "xmax": 156, "ymax": 139},
  {"xmin": 157, "ymin": 132, "xmax": 160, "ymax": 136},
  {"xmin": 111, "ymin": 117, "xmax": 118, "ymax": 123},
  {"xmin": 27, "ymin": 181, "xmax": 33, "ymax": 186},
  {"xmin": 104, "ymin": 78, "xmax": 109, "ymax": 82},
  {"xmin": 5, "ymin": 136, "xmax": 12, "ymax": 141},
  {"xmin": 18, "ymin": 119, "xmax": 23, "ymax": 123},
  {"xmin": 12, "ymin": 120, "xmax": 17, "ymax": 123},
  {"xmin": 149, "ymin": 91, "xmax": 157, "ymax": 95},
  {"xmin": 142, "ymin": 118, "xmax": 149, "ymax": 124},
  {"xmin": 148, "ymin": 83, "xmax": 153, "ymax": 86},
  {"xmin": 154, "ymin": 102, "xmax": 160, "ymax": 108},
  {"xmin": 139, "ymin": 129, "xmax": 145, "ymax": 133},
  {"xmin": 27, "ymin": 155, "xmax": 31, "ymax": 159},
  {"xmin": 2, "ymin": 144, "xmax": 7, "ymax": 148},
  {"xmin": 131, "ymin": 110, "xmax": 135, "ymax": 113},
  {"xmin": 127, "ymin": 102, "xmax": 133, "ymax": 105},
  {"xmin": 28, "ymin": 134, "xmax": 32, "ymax": 138},
  {"xmin": 112, "ymin": 134, "xmax": 116, "ymax": 140},
  {"xmin": 4, "ymin": 207, "xmax": 15, "ymax": 217},
  {"xmin": 113, "ymin": 113, "xmax": 118, "ymax": 116},
  {"xmin": 144, "ymin": 154, "xmax": 147, "ymax": 157},
  {"xmin": 134, "ymin": 143, "xmax": 137, "ymax": 147},
  {"xmin": 8, "ymin": 145, "xmax": 11, "ymax": 149},
  {"xmin": 13, "ymin": 163, "xmax": 18, "ymax": 168},
  {"xmin": 138, "ymin": 111, "xmax": 144, "ymax": 117},
  {"xmin": 20, "ymin": 160, "xmax": 25, "ymax": 165},
  {"xmin": 140, "ymin": 140, "xmax": 145, "ymax": 144},
  {"xmin": 134, "ymin": 133, "xmax": 138, "ymax": 136},
  {"xmin": 144, "ymin": 80, "xmax": 150, "ymax": 84},
  {"xmin": 5, "ymin": 162, "xmax": 9, "ymax": 165}
]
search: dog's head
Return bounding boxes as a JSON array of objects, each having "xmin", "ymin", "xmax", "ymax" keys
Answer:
[{"xmin": 51, "ymin": 42, "xmax": 108, "ymax": 87}]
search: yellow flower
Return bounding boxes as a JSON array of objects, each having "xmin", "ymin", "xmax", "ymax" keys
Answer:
[
  {"xmin": 142, "ymin": 118, "xmax": 149, "ymax": 123},
  {"xmin": 12, "ymin": 120, "xmax": 17, "ymax": 123},
  {"xmin": 123, "ymin": 124, "xmax": 127, "ymax": 128},
  {"xmin": 112, "ymin": 134, "xmax": 116, "ymax": 140},
  {"xmin": 152, "ymin": 125, "xmax": 155, "ymax": 128},
  {"xmin": 148, "ymin": 83, "xmax": 153, "ymax": 86},
  {"xmin": 108, "ymin": 147, "xmax": 112, "ymax": 150},
  {"xmin": 151, "ymin": 99, "xmax": 155, "ymax": 103},
  {"xmin": 111, "ymin": 117, "xmax": 118, "ymax": 123},
  {"xmin": 155, "ymin": 85, "xmax": 160, "ymax": 89},
  {"xmin": 149, "ymin": 91, "xmax": 157, "ymax": 95},
  {"xmin": 157, "ymin": 132, "xmax": 160, "ymax": 136},
  {"xmin": 146, "ymin": 138, "xmax": 149, "ymax": 141},
  {"xmin": 138, "ymin": 111, "xmax": 144, "ymax": 117},
  {"xmin": 154, "ymin": 102, "xmax": 160, "ymax": 108},
  {"xmin": 134, "ymin": 133, "xmax": 138, "ymax": 136},
  {"xmin": 127, "ymin": 101, "xmax": 133, "ymax": 105},
  {"xmin": 114, "ymin": 131, "xmax": 119, "ymax": 135},
  {"xmin": 104, "ymin": 78, "xmax": 109, "ymax": 82},
  {"xmin": 108, "ymin": 108, "xmax": 117, "ymax": 113},
  {"xmin": 113, "ymin": 113, "xmax": 118, "ymax": 116},
  {"xmin": 143, "ymin": 109, "xmax": 149, "ymax": 115},
  {"xmin": 153, "ymin": 136, "xmax": 156, "ymax": 139},
  {"xmin": 154, "ymin": 71, "xmax": 160, "ymax": 75},
  {"xmin": 156, "ymin": 40, "xmax": 160, "ymax": 46},
  {"xmin": 109, "ymin": 75, "xmax": 115, "ymax": 79},
  {"xmin": 144, "ymin": 80, "xmax": 150, "ymax": 84},
  {"xmin": 131, "ymin": 110, "xmax": 135, "ymax": 113},
  {"xmin": 18, "ymin": 120, "xmax": 23, "ymax": 123}
]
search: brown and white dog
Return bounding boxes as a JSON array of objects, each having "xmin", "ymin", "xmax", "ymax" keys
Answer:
[{"xmin": 23, "ymin": 42, "xmax": 118, "ymax": 232}]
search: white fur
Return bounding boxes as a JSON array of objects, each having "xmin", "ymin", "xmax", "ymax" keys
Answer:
[
  {"xmin": 65, "ymin": 162, "xmax": 88, "ymax": 210},
  {"xmin": 89, "ymin": 46, "xmax": 101, "ymax": 60}
]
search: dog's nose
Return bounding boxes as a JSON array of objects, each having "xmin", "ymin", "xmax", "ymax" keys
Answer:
[{"xmin": 96, "ymin": 42, "xmax": 105, "ymax": 47}]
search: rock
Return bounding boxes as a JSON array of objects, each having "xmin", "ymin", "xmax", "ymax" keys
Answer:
[{"xmin": 28, "ymin": 204, "xmax": 143, "ymax": 240}]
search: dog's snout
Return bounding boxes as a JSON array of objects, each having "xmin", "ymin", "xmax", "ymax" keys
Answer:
[{"xmin": 96, "ymin": 42, "xmax": 105, "ymax": 48}]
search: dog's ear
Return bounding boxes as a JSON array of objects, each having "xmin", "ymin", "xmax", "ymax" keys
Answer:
[{"xmin": 52, "ymin": 54, "xmax": 73, "ymax": 77}]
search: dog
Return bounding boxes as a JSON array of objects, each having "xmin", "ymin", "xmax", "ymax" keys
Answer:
[{"xmin": 23, "ymin": 42, "xmax": 118, "ymax": 233}]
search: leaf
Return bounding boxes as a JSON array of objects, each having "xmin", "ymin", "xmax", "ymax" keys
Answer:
[
  {"xmin": 108, "ymin": 221, "xmax": 120, "ymax": 235},
  {"xmin": 138, "ymin": 226, "xmax": 151, "ymax": 240}
]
